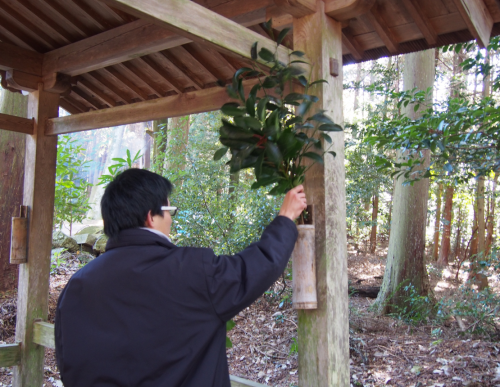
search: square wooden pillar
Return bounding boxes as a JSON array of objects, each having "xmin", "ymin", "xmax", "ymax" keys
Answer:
[
  {"xmin": 293, "ymin": 4, "xmax": 349, "ymax": 386},
  {"xmin": 13, "ymin": 85, "xmax": 59, "ymax": 387}
]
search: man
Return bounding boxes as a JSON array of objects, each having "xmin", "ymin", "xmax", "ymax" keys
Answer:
[{"xmin": 55, "ymin": 168, "xmax": 306, "ymax": 387}]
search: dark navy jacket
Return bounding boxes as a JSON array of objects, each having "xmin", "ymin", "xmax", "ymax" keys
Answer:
[{"xmin": 55, "ymin": 216, "xmax": 297, "ymax": 387}]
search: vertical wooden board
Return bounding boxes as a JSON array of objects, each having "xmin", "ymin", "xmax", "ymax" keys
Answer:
[
  {"xmin": 453, "ymin": 0, "xmax": 493, "ymax": 47},
  {"xmin": 0, "ymin": 344, "xmax": 21, "ymax": 367},
  {"xmin": 13, "ymin": 85, "xmax": 59, "ymax": 387},
  {"xmin": 293, "ymin": 4, "xmax": 349, "ymax": 386}
]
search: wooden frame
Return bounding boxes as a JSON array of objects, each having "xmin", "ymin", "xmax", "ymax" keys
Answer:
[
  {"xmin": 0, "ymin": 344, "xmax": 21, "ymax": 368},
  {"xmin": 0, "ymin": 113, "xmax": 34, "ymax": 135}
]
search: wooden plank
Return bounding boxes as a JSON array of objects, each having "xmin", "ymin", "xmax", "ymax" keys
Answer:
[
  {"xmin": 401, "ymin": 0, "xmax": 438, "ymax": 45},
  {"xmin": 71, "ymin": 87, "xmax": 104, "ymax": 110},
  {"xmin": 12, "ymin": 85, "xmax": 59, "ymax": 387},
  {"xmin": 0, "ymin": 344, "xmax": 21, "ymax": 367},
  {"xmin": 0, "ymin": 42, "xmax": 43, "ymax": 76},
  {"xmin": 342, "ymin": 29, "xmax": 364, "ymax": 60},
  {"xmin": 325, "ymin": 0, "xmax": 376, "ymax": 21},
  {"xmin": 136, "ymin": 56, "xmax": 183, "ymax": 94},
  {"xmin": 77, "ymin": 76, "xmax": 118, "ymax": 107},
  {"xmin": 366, "ymin": 5, "xmax": 399, "ymax": 53},
  {"xmin": 87, "ymin": 70, "xmax": 132, "ymax": 104},
  {"xmin": 33, "ymin": 321, "xmax": 55, "ymax": 350},
  {"xmin": 46, "ymin": 79, "xmax": 262, "ymax": 135},
  {"xmin": 122, "ymin": 61, "xmax": 167, "ymax": 97},
  {"xmin": 103, "ymin": 66, "xmax": 150, "ymax": 101},
  {"xmin": 273, "ymin": 0, "xmax": 317, "ymax": 18},
  {"xmin": 59, "ymin": 98, "xmax": 83, "ymax": 115},
  {"xmin": 103, "ymin": 0, "xmax": 290, "ymax": 67},
  {"xmin": 292, "ymin": 3, "xmax": 349, "ymax": 386},
  {"xmin": 229, "ymin": 375, "xmax": 269, "ymax": 387},
  {"xmin": 452, "ymin": 0, "xmax": 493, "ymax": 47},
  {"xmin": 42, "ymin": 1, "xmax": 269, "ymax": 77},
  {"xmin": 0, "ymin": 112, "xmax": 34, "ymax": 135}
]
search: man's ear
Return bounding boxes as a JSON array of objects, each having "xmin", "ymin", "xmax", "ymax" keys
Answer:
[{"xmin": 144, "ymin": 210, "xmax": 154, "ymax": 228}]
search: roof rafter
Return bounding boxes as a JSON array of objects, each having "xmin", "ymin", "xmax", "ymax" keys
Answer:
[
  {"xmin": 452, "ymin": 0, "xmax": 493, "ymax": 48},
  {"xmin": 401, "ymin": 0, "xmax": 437, "ymax": 46},
  {"xmin": 103, "ymin": 0, "xmax": 290, "ymax": 67}
]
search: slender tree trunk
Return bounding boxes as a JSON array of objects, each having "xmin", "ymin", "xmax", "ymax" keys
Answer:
[
  {"xmin": 369, "ymin": 194, "xmax": 378, "ymax": 254},
  {"xmin": 152, "ymin": 118, "xmax": 168, "ymax": 173},
  {"xmin": 432, "ymin": 183, "xmax": 444, "ymax": 261},
  {"xmin": 437, "ymin": 185, "xmax": 454, "ymax": 266},
  {"xmin": 470, "ymin": 176, "xmax": 489, "ymax": 289},
  {"xmin": 485, "ymin": 173, "xmax": 498, "ymax": 255},
  {"xmin": 0, "ymin": 89, "xmax": 27, "ymax": 291},
  {"xmin": 166, "ymin": 116, "xmax": 190, "ymax": 172},
  {"xmin": 373, "ymin": 49, "xmax": 434, "ymax": 315}
]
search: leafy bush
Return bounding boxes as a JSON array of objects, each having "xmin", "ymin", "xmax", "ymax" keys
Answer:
[
  {"xmin": 389, "ymin": 283, "xmax": 437, "ymax": 325},
  {"xmin": 54, "ymin": 136, "xmax": 92, "ymax": 235}
]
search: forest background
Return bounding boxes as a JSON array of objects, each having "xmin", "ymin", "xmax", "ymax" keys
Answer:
[{"xmin": 1, "ymin": 37, "xmax": 500, "ymax": 340}]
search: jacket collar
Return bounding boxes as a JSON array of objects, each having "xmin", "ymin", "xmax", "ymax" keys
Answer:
[{"xmin": 105, "ymin": 228, "xmax": 176, "ymax": 251}]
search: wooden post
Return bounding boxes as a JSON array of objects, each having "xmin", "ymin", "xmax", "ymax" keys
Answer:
[
  {"xmin": 293, "ymin": 4, "xmax": 349, "ymax": 386},
  {"xmin": 13, "ymin": 84, "xmax": 59, "ymax": 387}
]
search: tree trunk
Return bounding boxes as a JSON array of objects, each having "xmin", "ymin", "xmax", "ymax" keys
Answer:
[
  {"xmin": 373, "ymin": 50, "xmax": 434, "ymax": 315},
  {"xmin": 166, "ymin": 116, "xmax": 190, "ymax": 172},
  {"xmin": 470, "ymin": 176, "xmax": 489, "ymax": 289},
  {"xmin": 485, "ymin": 173, "xmax": 498, "ymax": 255},
  {"xmin": 432, "ymin": 183, "xmax": 443, "ymax": 261},
  {"xmin": 437, "ymin": 185, "xmax": 454, "ymax": 266},
  {"xmin": 369, "ymin": 194, "xmax": 378, "ymax": 254},
  {"xmin": 152, "ymin": 118, "xmax": 168, "ymax": 173},
  {"xmin": 353, "ymin": 63, "xmax": 362, "ymax": 111},
  {"xmin": 0, "ymin": 89, "xmax": 27, "ymax": 291}
]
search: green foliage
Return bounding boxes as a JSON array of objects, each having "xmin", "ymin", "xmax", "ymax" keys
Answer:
[
  {"xmin": 215, "ymin": 27, "xmax": 341, "ymax": 196},
  {"xmin": 164, "ymin": 112, "xmax": 282, "ymax": 256},
  {"xmin": 289, "ymin": 337, "xmax": 298, "ymax": 355},
  {"xmin": 226, "ymin": 319, "xmax": 236, "ymax": 348},
  {"xmin": 437, "ymin": 286, "xmax": 500, "ymax": 339},
  {"xmin": 97, "ymin": 149, "xmax": 142, "ymax": 186},
  {"xmin": 54, "ymin": 135, "xmax": 92, "ymax": 233},
  {"xmin": 388, "ymin": 283, "xmax": 436, "ymax": 325}
]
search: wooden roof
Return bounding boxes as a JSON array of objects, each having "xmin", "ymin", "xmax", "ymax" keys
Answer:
[{"xmin": 0, "ymin": 0, "xmax": 499, "ymax": 119}]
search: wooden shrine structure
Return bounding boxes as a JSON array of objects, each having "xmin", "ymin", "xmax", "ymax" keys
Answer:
[{"xmin": 0, "ymin": 0, "xmax": 499, "ymax": 385}]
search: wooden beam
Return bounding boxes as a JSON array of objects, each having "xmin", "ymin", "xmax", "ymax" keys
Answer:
[
  {"xmin": 77, "ymin": 77, "xmax": 117, "ymax": 107},
  {"xmin": 13, "ymin": 85, "xmax": 59, "ymax": 387},
  {"xmin": 229, "ymin": 375, "xmax": 269, "ymax": 387},
  {"xmin": 0, "ymin": 42, "xmax": 42, "ymax": 76},
  {"xmin": 103, "ymin": 0, "xmax": 290, "ymax": 67},
  {"xmin": 324, "ymin": 0, "xmax": 375, "ymax": 21},
  {"xmin": 0, "ymin": 343, "xmax": 21, "ymax": 367},
  {"xmin": 42, "ymin": 1, "xmax": 270, "ymax": 77},
  {"xmin": 46, "ymin": 79, "xmax": 262, "ymax": 135},
  {"xmin": 0, "ymin": 112, "xmax": 34, "ymax": 135},
  {"xmin": 33, "ymin": 321, "xmax": 55, "ymax": 350},
  {"xmin": 342, "ymin": 28, "xmax": 363, "ymax": 61},
  {"xmin": 273, "ymin": 0, "xmax": 317, "ymax": 18},
  {"xmin": 401, "ymin": 0, "xmax": 437, "ymax": 46},
  {"xmin": 366, "ymin": 5, "xmax": 399, "ymax": 54},
  {"xmin": 293, "ymin": 3, "xmax": 349, "ymax": 386},
  {"xmin": 452, "ymin": 0, "xmax": 493, "ymax": 48}
]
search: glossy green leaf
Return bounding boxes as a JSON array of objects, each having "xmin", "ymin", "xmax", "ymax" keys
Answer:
[
  {"xmin": 319, "ymin": 123, "xmax": 343, "ymax": 132},
  {"xmin": 213, "ymin": 147, "xmax": 228, "ymax": 161}
]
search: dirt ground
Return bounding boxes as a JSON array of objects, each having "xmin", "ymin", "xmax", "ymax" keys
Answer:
[{"xmin": 1, "ymin": 244, "xmax": 500, "ymax": 387}]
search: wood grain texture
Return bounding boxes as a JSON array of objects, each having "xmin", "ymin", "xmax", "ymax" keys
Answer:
[
  {"xmin": 32, "ymin": 321, "xmax": 55, "ymax": 350},
  {"xmin": 401, "ymin": 0, "xmax": 438, "ymax": 45},
  {"xmin": 325, "ymin": 0, "xmax": 375, "ymax": 21},
  {"xmin": 452, "ymin": 0, "xmax": 493, "ymax": 47},
  {"xmin": 104, "ymin": 0, "xmax": 290, "ymax": 67},
  {"xmin": 292, "ymin": 225, "xmax": 317, "ymax": 309},
  {"xmin": 273, "ymin": 0, "xmax": 318, "ymax": 18},
  {"xmin": 293, "ymin": 4, "xmax": 349, "ymax": 386},
  {"xmin": 12, "ymin": 85, "xmax": 59, "ymax": 387},
  {"xmin": 366, "ymin": 5, "xmax": 399, "ymax": 53},
  {"xmin": 0, "ymin": 344, "xmax": 21, "ymax": 367},
  {"xmin": 0, "ymin": 42, "xmax": 42, "ymax": 76},
  {"xmin": 0, "ymin": 113, "xmax": 34, "ymax": 135},
  {"xmin": 229, "ymin": 375, "xmax": 269, "ymax": 387},
  {"xmin": 46, "ymin": 79, "xmax": 261, "ymax": 134},
  {"xmin": 10, "ymin": 217, "xmax": 28, "ymax": 264}
]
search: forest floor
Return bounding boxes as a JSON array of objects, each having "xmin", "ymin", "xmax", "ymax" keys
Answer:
[{"xmin": 1, "ymin": 242, "xmax": 500, "ymax": 387}]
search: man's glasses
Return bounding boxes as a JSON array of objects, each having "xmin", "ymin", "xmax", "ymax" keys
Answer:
[{"xmin": 161, "ymin": 206, "xmax": 178, "ymax": 216}]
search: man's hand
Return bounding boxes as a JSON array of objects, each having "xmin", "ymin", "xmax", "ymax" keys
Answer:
[{"xmin": 278, "ymin": 185, "xmax": 307, "ymax": 221}]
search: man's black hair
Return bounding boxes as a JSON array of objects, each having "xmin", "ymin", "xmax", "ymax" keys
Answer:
[{"xmin": 101, "ymin": 169, "xmax": 173, "ymax": 238}]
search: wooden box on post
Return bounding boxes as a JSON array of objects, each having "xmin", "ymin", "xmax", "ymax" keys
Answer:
[
  {"xmin": 10, "ymin": 206, "xmax": 28, "ymax": 264},
  {"xmin": 292, "ymin": 205, "xmax": 317, "ymax": 309}
]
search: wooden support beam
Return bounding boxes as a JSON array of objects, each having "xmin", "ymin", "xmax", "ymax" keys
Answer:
[
  {"xmin": 103, "ymin": 0, "xmax": 290, "ymax": 67},
  {"xmin": 33, "ymin": 321, "xmax": 55, "ymax": 350},
  {"xmin": 77, "ymin": 77, "xmax": 117, "ymax": 107},
  {"xmin": 0, "ymin": 112, "xmax": 34, "ymax": 135},
  {"xmin": 0, "ymin": 42, "xmax": 42, "ymax": 76},
  {"xmin": 0, "ymin": 344, "xmax": 22, "ymax": 367},
  {"xmin": 46, "ymin": 79, "xmax": 262, "ymax": 135},
  {"xmin": 273, "ymin": 0, "xmax": 317, "ymax": 18},
  {"xmin": 42, "ymin": 1, "xmax": 269, "ymax": 77},
  {"xmin": 366, "ymin": 5, "xmax": 399, "ymax": 54},
  {"xmin": 59, "ymin": 98, "xmax": 83, "ymax": 115},
  {"xmin": 13, "ymin": 85, "xmax": 59, "ymax": 387},
  {"xmin": 342, "ymin": 28, "xmax": 363, "ymax": 61},
  {"xmin": 136, "ymin": 56, "xmax": 183, "ymax": 94},
  {"xmin": 229, "ymin": 375, "xmax": 268, "ymax": 387},
  {"xmin": 401, "ymin": 0, "xmax": 438, "ymax": 46},
  {"xmin": 452, "ymin": 0, "xmax": 493, "ymax": 48},
  {"xmin": 324, "ymin": 0, "xmax": 375, "ymax": 21},
  {"xmin": 293, "ymin": 4, "xmax": 349, "ymax": 386}
]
